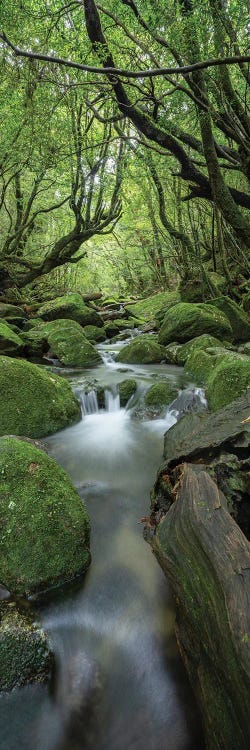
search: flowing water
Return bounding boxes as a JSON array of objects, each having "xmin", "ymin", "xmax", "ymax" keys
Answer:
[{"xmin": 0, "ymin": 341, "xmax": 205, "ymax": 750}]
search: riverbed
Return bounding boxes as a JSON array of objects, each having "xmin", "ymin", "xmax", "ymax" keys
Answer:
[{"xmin": 0, "ymin": 341, "xmax": 204, "ymax": 750}]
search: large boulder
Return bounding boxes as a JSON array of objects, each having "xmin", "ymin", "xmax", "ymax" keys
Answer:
[
  {"xmin": 24, "ymin": 319, "xmax": 101, "ymax": 367},
  {"xmin": 0, "ymin": 320, "xmax": 24, "ymax": 355},
  {"xmin": 0, "ymin": 602, "xmax": 53, "ymax": 691},
  {"xmin": 0, "ymin": 303, "xmax": 25, "ymax": 323},
  {"xmin": 125, "ymin": 292, "xmax": 180, "ymax": 324},
  {"xmin": 153, "ymin": 393, "xmax": 250, "ymax": 538},
  {"xmin": 206, "ymin": 296, "xmax": 250, "ymax": 341},
  {"xmin": 158, "ymin": 302, "xmax": 232, "ymax": 345},
  {"xmin": 37, "ymin": 294, "xmax": 102, "ymax": 327},
  {"xmin": 206, "ymin": 353, "xmax": 250, "ymax": 410},
  {"xmin": 175, "ymin": 333, "xmax": 225, "ymax": 366},
  {"xmin": 116, "ymin": 335, "xmax": 164, "ymax": 364},
  {"xmin": 82, "ymin": 325, "xmax": 106, "ymax": 343},
  {"xmin": 0, "ymin": 356, "xmax": 81, "ymax": 438},
  {"xmin": 0, "ymin": 437, "xmax": 91, "ymax": 596}
]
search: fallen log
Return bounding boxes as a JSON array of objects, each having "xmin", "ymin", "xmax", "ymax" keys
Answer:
[{"xmin": 152, "ymin": 464, "xmax": 250, "ymax": 750}]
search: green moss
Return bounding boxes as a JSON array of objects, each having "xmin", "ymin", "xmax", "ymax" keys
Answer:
[
  {"xmin": 0, "ymin": 303, "xmax": 24, "ymax": 319},
  {"xmin": 119, "ymin": 379, "xmax": 137, "ymax": 406},
  {"xmin": 164, "ymin": 343, "xmax": 182, "ymax": 364},
  {"xmin": 82, "ymin": 325, "xmax": 106, "ymax": 343},
  {"xmin": 0, "ymin": 355, "xmax": 81, "ymax": 438},
  {"xmin": 125, "ymin": 292, "xmax": 180, "ymax": 323},
  {"xmin": 206, "ymin": 354, "xmax": 250, "ymax": 410},
  {"xmin": 0, "ymin": 602, "xmax": 53, "ymax": 690},
  {"xmin": 38, "ymin": 293, "xmax": 102, "ymax": 327},
  {"xmin": 158, "ymin": 302, "xmax": 232, "ymax": 345},
  {"xmin": 145, "ymin": 381, "xmax": 178, "ymax": 408},
  {"xmin": 184, "ymin": 349, "xmax": 217, "ymax": 383},
  {"xmin": 206, "ymin": 296, "xmax": 250, "ymax": 341},
  {"xmin": 116, "ymin": 334, "xmax": 163, "ymax": 364},
  {"xmin": 104, "ymin": 321, "xmax": 121, "ymax": 338},
  {"xmin": 176, "ymin": 334, "xmax": 225, "ymax": 365},
  {"xmin": 0, "ymin": 320, "xmax": 24, "ymax": 354},
  {"xmin": 24, "ymin": 319, "xmax": 101, "ymax": 366},
  {"xmin": 242, "ymin": 291, "xmax": 250, "ymax": 313},
  {"xmin": 0, "ymin": 437, "xmax": 90, "ymax": 596}
]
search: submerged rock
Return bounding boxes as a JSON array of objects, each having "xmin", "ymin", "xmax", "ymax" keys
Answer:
[
  {"xmin": 0, "ymin": 601, "xmax": 53, "ymax": 691},
  {"xmin": 116, "ymin": 334, "xmax": 163, "ymax": 364},
  {"xmin": 0, "ymin": 436, "xmax": 91, "ymax": 597},
  {"xmin": 38, "ymin": 293, "xmax": 102, "ymax": 327},
  {"xmin": 0, "ymin": 355, "xmax": 81, "ymax": 438},
  {"xmin": 158, "ymin": 302, "xmax": 232, "ymax": 345}
]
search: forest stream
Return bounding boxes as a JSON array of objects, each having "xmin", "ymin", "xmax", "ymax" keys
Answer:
[{"xmin": 0, "ymin": 340, "xmax": 205, "ymax": 750}]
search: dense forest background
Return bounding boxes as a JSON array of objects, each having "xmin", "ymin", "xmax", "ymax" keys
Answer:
[{"xmin": 0, "ymin": 0, "xmax": 249, "ymax": 300}]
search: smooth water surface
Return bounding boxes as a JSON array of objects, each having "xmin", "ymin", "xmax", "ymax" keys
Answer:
[{"xmin": 0, "ymin": 347, "xmax": 204, "ymax": 750}]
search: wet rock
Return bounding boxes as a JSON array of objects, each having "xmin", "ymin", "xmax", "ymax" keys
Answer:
[
  {"xmin": 0, "ymin": 601, "xmax": 54, "ymax": 691},
  {"xmin": 0, "ymin": 355, "xmax": 81, "ymax": 438},
  {"xmin": 119, "ymin": 379, "xmax": 137, "ymax": 407},
  {"xmin": 158, "ymin": 302, "xmax": 232, "ymax": 345},
  {"xmin": 38, "ymin": 294, "xmax": 102, "ymax": 327},
  {"xmin": 0, "ymin": 436, "xmax": 91, "ymax": 597},
  {"xmin": 116, "ymin": 334, "xmax": 164, "ymax": 364}
]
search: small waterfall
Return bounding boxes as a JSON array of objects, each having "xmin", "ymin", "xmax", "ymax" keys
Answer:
[
  {"xmin": 80, "ymin": 390, "xmax": 99, "ymax": 416},
  {"xmin": 100, "ymin": 350, "xmax": 116, "ymax": 366},
  {"xmin": 105, "ymin": 388, "xmax": 120, "ymax": 412},
  {"xmin": 167, "ymin": 386, "xmax": 207, "ymax": 418}
]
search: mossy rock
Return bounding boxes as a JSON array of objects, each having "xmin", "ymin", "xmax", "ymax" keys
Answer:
[
  {"xmin": 125, "ymin": 292, "xmax": 180, "ymax": 323},
  {"xmin": 145, "ymin": 381, "xmax": 178, "ymax": 408},
  {"xmin": 0, "ymin": 303, "xmax": 25, "ymax": 320},
  {"xmin": 0, "ymin": 356, "xmax": 81, "ymax": 438},
  {"xmin": 206, "ymin": 354, "xmax": 250, "ymax": 411},
  {"xmin": 164, "ymin": 343, "xmax": 182, "ymax": 364},
  {"xmin": 82, "ymin": 325, "xmax": 106, "ymax": 343},
  {"xmin": 184, "ymin": 349, "xmax": 218, "ymax": 383},
  {"xmin": 116, "ymin": 335, "xmax": 163, "ymax": 364},
  {"xmin": 38, "ymin": 294, "xmax": 102, "ymax": 327},
  {"xmin": 206, "ymin": 296, "xmax": 250, "ymax": 342},
  {"xmin": 158, "ymin": 302, "xmax": 232, "ymax": 345},
  {"xmin": 113, "ymin": 318, "xmax": 137, "ymax": 330},
  {"xmin": 119, "ymin": 379, "xmax": 137, "ymax": 407},
  {"xmin": 24, "ymin": 319, "xmax": 101, "ymax": 367},
  {"xmin": 23, "ymin": 317, "xmax": 44, "ymax": 331},
  {"xmin": 176, "ymin": 334, "xmax": 226, "ymax": 366},
  {"xmin": 104, "ymin": 321, "xmax": 121, "ymax": 338},
  {"xmin": 0, "ymin": 602, "xmax": 53, "ymax": 691},
  {"xmin": 0, "ymin": 437, "xmax": 91, "ymax": 596},
  {"xmin": 0, "ymin": 320, "xmax": 24, "ymax": 355}
]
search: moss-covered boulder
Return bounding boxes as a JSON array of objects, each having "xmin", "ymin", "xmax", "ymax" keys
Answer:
[
  {"xmin": 0, "ymin": 303, "xmax": 25, "ymax": 321},
  {"xmin": 176, "ymin": 334, "xmax": 226, "ymax": 366},
  {"xmin": 0, "ymin": 356, "xmax": 81, "ymax": 438},
  {"xmin": 0, "ymin": 320, "xmax": 24, "ymax": 355},
  {"xmin": 164, "ymin": 343, "xmax": 182, "ymax": 364},
  {"xmin": 82, "ymin": 325, "xmax": 106, "ymax": 343},
  {"xmin": 119, "ymin": 379, "xmax": 137, "ymax": 407},
  {"xmin": 0, "ymin": 437, "xmax": 90, "ymax": 596},
  {"xmin": 24, "ymin": 320, "xmax": 101, "ymax": 367},
  {"xmin": 158, "ymin": 302, "xmax": 232, "ymax": 345},
  {"xmin": 145, "ymin": 381, "xmax": 178, "ymax": 409},
  {"xmin": 116, "ymin": 335, "xmax": 163, "ymax": 364},
  {"xmin": 206, "ymin": 296, "xmax": 250, "ymax": 341},
  {"xmin": 206, "ymin": 354, "xmax": 250, "ymax": 410},
  {"xmin": 184, "ymin": 348, "xmax": 221, "ymax": 383},
  {"xmin": 104, "ymin": 321, "xmax": 121, "ymax": 338},
  {"xmin": 125, "ymin": 292, "xmax": 180, "ymax": 324},
  {"xmin": 0, "ymin": 602, "xmax": 53, "ymax": 691},
  {"xmin": 38, "ymin": 294, "xmax": 102, "ymax": 327}
]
